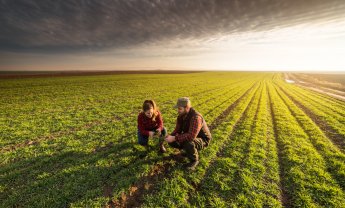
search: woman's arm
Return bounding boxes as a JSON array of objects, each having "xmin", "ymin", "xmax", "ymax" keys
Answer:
[{"xmin": 137, "ymin": 113, "xmax": 150, "ymax": 136}]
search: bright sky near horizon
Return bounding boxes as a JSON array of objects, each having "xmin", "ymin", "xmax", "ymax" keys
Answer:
[{"xmin": 1, "ymin": 0, "xmax": 345, "ymax": 71}]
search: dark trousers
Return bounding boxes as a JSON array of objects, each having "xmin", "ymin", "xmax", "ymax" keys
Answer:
[
  {"xmin": 168, "ymin": 137, "xmax": 206, "ymax": 162},
  {"xmin": 137, "ymin": 127, "xmax": 167, "ymax": 146}
]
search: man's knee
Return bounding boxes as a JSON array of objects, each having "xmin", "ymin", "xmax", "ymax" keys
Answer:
[
  {"xmin": 182, "ymin": 141, "xmax": 199, "ymax": 161},
  {"xmin": 183, "ymin": 140, "xmax": 196, "ymax": 151},
  {"xmin": 194, "ymin": 138, "xmax": 206, "ymax": 150}
]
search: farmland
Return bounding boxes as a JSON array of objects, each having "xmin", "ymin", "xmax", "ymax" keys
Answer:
[{"xmin": 1, "ymin": 72, "xmax": 344, "ymax": 207}]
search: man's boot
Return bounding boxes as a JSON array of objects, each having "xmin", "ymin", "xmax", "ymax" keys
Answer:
[
  {"xmin": 178, "ymin": 150, "xmax": 188, "ymax": 157},
  {"xmin": 186, "ymin": 160, "xmax": 199, "ymax": 171},
  {"xmin": 159, "ymin": 141, "xmax": 166, "ymax": 153}
]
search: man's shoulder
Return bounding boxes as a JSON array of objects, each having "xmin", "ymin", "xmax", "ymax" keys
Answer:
[
  {"xmin": 191, "ymin": 109, "xmax": 203, "ymax": 118},
  {"xmin": 192, "ymin": 114, "xmax": 203, "ymax": 122}
]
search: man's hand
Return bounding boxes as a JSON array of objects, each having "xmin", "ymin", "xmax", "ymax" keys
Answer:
[{"xmin": 165, "ymin": 135, "xmax": 176, "ymax": 143}]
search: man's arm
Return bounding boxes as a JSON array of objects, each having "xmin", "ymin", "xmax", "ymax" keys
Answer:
[
  {"xmin": 170, "ymin": 117, "xmax": 181, "ymax": 136},
  {"xmin": 175, "ymin": 115, "xmax": 202, "ymax": 143}
]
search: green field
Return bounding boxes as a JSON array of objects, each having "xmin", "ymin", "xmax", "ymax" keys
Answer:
[{"xmin": 1, "ymin": 72, "xmax": 345, "ymax": 207}]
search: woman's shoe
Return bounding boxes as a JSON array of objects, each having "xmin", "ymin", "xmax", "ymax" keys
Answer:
[{"xmin": 159, "ymin": 141, "xmax": 167, "ymax": 153}]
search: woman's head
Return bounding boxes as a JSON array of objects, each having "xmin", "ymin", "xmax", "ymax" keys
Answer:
[{"xmin": 142, "ymin": 100, "xmax": 158, "ymax": 120}]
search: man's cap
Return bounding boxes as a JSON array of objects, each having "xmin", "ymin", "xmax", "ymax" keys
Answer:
[{"xmin": 174, "ymin": 97, "xmax": 191, "ymax": 108}]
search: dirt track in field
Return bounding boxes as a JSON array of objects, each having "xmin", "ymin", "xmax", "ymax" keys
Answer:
[{"xmin": 284, "ymin": 73, "xmax": 345, "ymax": 102}]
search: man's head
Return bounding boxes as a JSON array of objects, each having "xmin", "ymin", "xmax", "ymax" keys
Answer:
[{"xmin": 174, "ymin": 97, "xmax": 191, "ymax": 116}]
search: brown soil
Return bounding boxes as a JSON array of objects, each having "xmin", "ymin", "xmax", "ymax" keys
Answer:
[
  {"xmin": 0, "ymin": 70, "xmax": 204, "ymax": 79},
  {"xmin": 108, "ymin": 156, "xmax": 175, "ymax": 208}
]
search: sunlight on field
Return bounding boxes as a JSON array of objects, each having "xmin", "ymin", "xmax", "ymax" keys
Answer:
[{"xmin": 0, "ymin": 72, "xmax": 344, "ymax": 207}]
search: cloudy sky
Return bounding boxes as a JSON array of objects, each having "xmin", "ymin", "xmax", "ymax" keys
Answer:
[{"xmin": 1, "ymin": 0, "xmax": 345, "ymax": 71}]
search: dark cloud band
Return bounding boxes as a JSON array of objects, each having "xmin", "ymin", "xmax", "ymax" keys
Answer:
[{"xmin": 1, "ymin": 0, "xmax": 344, "ymax": 53}]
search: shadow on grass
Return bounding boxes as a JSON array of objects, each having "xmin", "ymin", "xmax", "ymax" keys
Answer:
[{"xmin": 1, "ymin": 138, "xmax": 164, "ymax": 207}]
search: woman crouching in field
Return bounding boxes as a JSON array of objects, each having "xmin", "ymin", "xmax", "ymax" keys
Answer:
[{"xmin": 137, "ymin": 100, "xmax": 167, "ymax": 153}]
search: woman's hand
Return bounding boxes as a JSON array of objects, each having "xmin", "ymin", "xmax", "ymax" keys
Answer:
[
  {"xmin": 155, "ymin": 129, "xmax": 161, "ymax": 136},
  {"xmin": 149, "ymin": 131, "xmax": 155, "ymax": 138}
]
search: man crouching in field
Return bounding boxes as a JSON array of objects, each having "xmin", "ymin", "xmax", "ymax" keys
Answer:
[{"xmin": 165, "ymin": 97, "xmax": 212, "ymax": 170}]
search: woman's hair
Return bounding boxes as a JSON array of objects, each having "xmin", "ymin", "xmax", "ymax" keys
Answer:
[{"xmin": 142, "ymin": 100, "xmax": 159, "ymax": 121}]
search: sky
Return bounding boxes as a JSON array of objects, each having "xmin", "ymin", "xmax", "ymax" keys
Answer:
[{"xmin": 1, "ymin": 0, "xmax": 345, "ymax": 71}]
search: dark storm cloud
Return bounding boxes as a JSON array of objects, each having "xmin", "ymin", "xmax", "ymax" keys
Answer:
[{"xmin": 1, "ymin": 0, "xmax": 345, "ymax": 53}]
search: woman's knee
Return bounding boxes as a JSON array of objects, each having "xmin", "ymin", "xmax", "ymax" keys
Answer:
[
  {"xmin": 138, "ymin": 139, "xmax": 148, "ymax": 146},
  {"xmin": 137, "ymin": 131, "xmax": 148, "ymax": 145}
]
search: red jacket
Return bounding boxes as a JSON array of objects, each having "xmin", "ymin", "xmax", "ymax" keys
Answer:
[{"xmin": 137, "ymin": 111, "xmax": 163, "ymax": 136}]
